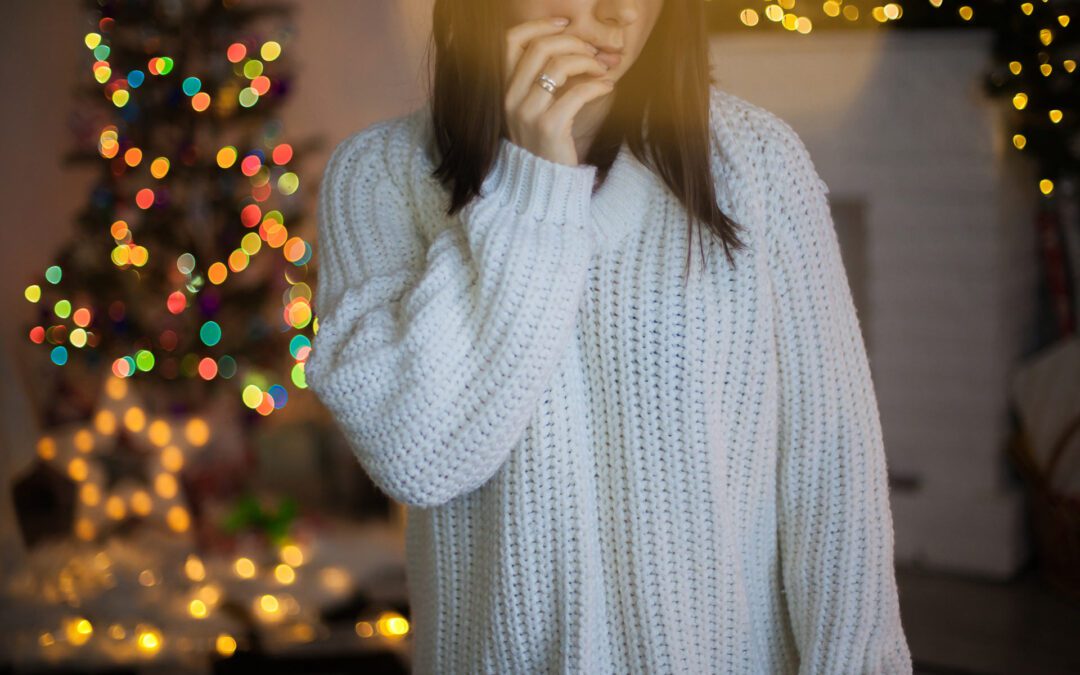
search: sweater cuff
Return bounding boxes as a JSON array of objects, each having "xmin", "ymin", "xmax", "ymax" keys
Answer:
[{"xmin": 474, "ymin": 138, "xmax": 597, "ymax": 227}]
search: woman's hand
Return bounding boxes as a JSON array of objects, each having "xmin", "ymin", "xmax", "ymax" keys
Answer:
[{"xmin": 503, "ymin": 17, "xmax": 614, "ymax": 167}]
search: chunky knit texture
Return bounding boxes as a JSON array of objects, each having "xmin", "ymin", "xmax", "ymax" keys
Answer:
[{"xmin": 306, "ymin": 85, "xmax": 913, "ymax": 674}]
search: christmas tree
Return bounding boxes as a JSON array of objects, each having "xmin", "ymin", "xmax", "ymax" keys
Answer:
[
  {"xmin": 1, "ymin": 1, "xmax": 419, "ymax": 670},
  {"xmin": 21, "ymin": 0, "xmax": 316, "ymax": 426}
]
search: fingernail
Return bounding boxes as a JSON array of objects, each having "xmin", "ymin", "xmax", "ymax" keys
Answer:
[{"xmin": 552, "ymin": 17, "xmax": 569, "ymax": 26}]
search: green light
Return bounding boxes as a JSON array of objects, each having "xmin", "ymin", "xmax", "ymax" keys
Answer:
[
  {"xmin": 200, "ymin": 320, "xmax": 222, "ymax": 346},
  {"xmin": 135, "ymin": 349, "xmax": 155, "ymax": 371}
]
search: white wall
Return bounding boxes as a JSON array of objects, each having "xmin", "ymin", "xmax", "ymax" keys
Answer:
[{"xmin": 712, "ymin": 30, "xmax": 1037, "ymax": 577}]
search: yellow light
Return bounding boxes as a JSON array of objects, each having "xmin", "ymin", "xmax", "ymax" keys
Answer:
[
  {"xmin": 166, "ymin": 505, "xmax": 190, "ymax": 532},
  {"xmin": 234, "ymin": 557, "xmax": 256, "ymax": 578},
  {"xmin": 94, "ymin": 410, "xmax": 117, "ymax": 435},
  {"xmin": 259, "ymin": 594, "xmax": 280, "ymax": 613},
  {"xmin": 197, "ymin": 583, "xmax": 222, "ymax": 605},
  {"xmin": 66, "ymin": 617, "xmax": 93, "ymax": 646},
  {"xmin": 105, "ymin": 495, "xmax": 127, "ymax": 520},
  {"xmin": 290, "ymin": 623, "xmax": 316, "ymax": 642},
  {"xmin": 1040, "ymin": 179, "xmax": 1054, "ymax": 195},
  {"xmin": 185, "ymin": 555, "xmax": 206, "ymax": 581},
  {"xmin": 154, "ymin": 473, "xmax": 178, "ymax": 499},
  {"xmin": 189, "ymin": 598, "xmax": 208, "ymax": 618},
  {"xmin": 1065, "ymin": 59, "xmax": 1077, "ymax": 73},
  {"xmin": 150, "ymin": 157, "xmax": 170, "ymax": 179},
  {"xmin": 1009, "ymin": 61, "xmax": 1022, "ymax": 75},
  {"xmin": 1059, "ymin": 15, "xmax": 1070, "ymax": 28},
  {"xmin": 375, "ymin": 611, "xmax": 409, "ymax": 637},
  {"xmin": 130, "ymin": 489, "xmax": 153, "ymax": 516},
  {"xmin": 106, "ymin": 376, "xmax": 128, "ymax": 400},
  {"xmin": 1013, "ymin": 134, "xmax": 1026, "ymax": 150},
  {"xmin": 124, "ymin": 406, "xmax": 146, "ymax": 432},
  {"xmin": 1040, "ymin": 28, "xmax": 1053, "ymax": 46},
  {"xmin": 75, "ymin": 518, "xmax": 96, "ymax": 541},
  {"xmin": 355, "ymin": 621, "xmax": 374, "ymax": 638},
  {"xmin": 162, "ymin": 445, "xmax": 184, "ymax": 471},
  {"xmin": 37, "ymin": 437, "xmax": 57, "ymax": 460},
  {"xmin": 1012, "ymin": 93, "xmax": 1028, "ymax": 110},
  {"xmin": 185, "ymin": 418, "xmax": 211, "ymax": 446},
  {"xmin": 958, "ymin": 5, "xmax": 973, "ymax": 21},
  {"xmin": 280, "ymin": 543, "xmax": 304, "ymax": 566},
  {"xmin": 739, "ymin": 8, "xmax": 759, "ymax": 26},
  {"xmin": 1049, "ymin": 109, "xmax": 1063, "ymax": 123},
  {"xmin": 136, "ymin": 627, "xmax": 162, "ymax": 655},
  {"xmin": 80, "ymin": 483, "xmax": 101, "ymax": 506},
  {"xmin": 1021, "ymin": 3, "xmax": 1033, "ymax": 15},
  {"xmin": 216, "ymin": 633, "xmax": 237, "ymax": 657},
  {"xmin": 68, "ymin": 457, "xmax": 89, "ymax": 482},
  {"xmin": 1040, "ymin": 64, "xmax": 1053, "ymax": 77},
  {"xmin": 319, "ymin": 566, "xmax": 351, "ymax": 595},
  {"xmin": 274, "ymin": 563, "xmax": 296, "ymax": 585},
  {"xmin": 74, "ymin": 429, "xmax": 94, "ymax": 453},
  {"xmin": 148, "ymin": 420, "xmax": 171, "ymax": 446},
  {"xmin": 386, "ymin": 616, "xmax": 409, "ymax": 636}
]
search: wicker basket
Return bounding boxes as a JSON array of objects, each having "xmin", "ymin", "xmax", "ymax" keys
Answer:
[{"xmin": 1008, "ymin": 411, "xmax": 1080, "ymax": 601}]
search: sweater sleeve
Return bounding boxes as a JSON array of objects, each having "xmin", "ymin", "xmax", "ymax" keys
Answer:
[
  {"xmin": 306, "ymin": 122, "xmax": 598, "ymax": 509},
  {"xmin": 763, "ymin": 117, "xmax": 913, "ymax": 674}
]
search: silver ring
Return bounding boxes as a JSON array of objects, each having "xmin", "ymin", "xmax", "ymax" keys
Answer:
[{"xmin": 537, "ymin": 72, "xmax": 557, "ymax": 95}]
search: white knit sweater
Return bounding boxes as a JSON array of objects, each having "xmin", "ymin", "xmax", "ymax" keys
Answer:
[{"xmin": 306, "ymin": 85, "xmax": 913, "ymax": 674}]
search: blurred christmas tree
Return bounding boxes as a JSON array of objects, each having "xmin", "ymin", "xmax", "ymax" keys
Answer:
[
  {"xmin": 1, "ymin": 1, "xmax": 414, "ymax": 670},
  {"xmin": 22, "ymin": 0, "xmax": 317, "ymax": 428}
]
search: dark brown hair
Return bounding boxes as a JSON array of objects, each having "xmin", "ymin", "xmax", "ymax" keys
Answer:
[{"xmin": 421, "ymin": 0, "xmax": 747, "ymax": 279}]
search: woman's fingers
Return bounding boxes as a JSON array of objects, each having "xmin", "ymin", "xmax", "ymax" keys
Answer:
[
  {"xmin": 504, "ymin": 18, "xmax": 573, "ymax": 90},
  {"xmin": 505, "ymin": 33, "xmax": 598, "ymax": 105},
  {"xmin": 502, "ymin": 16, "xmax": 616, "ymax": 166},
  {"xmin": 516, "ymin": 53, "xmax": 608, "ymax": 115}
]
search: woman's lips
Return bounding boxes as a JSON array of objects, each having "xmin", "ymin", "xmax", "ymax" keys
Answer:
[{"xmin": 596, "ymin": 50, "xmax": 622, "ymax": 69}]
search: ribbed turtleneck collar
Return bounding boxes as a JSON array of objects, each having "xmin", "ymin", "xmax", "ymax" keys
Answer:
[{"xmin": 588, "ymin": 140, "xmax": 658, "ymax": 254}]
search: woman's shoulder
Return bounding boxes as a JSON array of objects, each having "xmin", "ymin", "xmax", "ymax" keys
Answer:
[
  {"xmin": 706, "ymin": 83, "xmax": 828, "ymax": 196},
  {"xmin": 324, "ymin": 103, "xmax": 432, "ymax": 188}
]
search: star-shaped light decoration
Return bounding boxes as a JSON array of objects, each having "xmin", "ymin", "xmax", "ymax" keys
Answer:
[{"xmin": 32, "ymin": 375, "xmax": 212, "ymax": 542}]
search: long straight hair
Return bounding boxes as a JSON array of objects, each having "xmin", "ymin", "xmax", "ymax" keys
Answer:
[{"xmin": 422, "ymin": 0, "xmax": 747, "ymax": 279}]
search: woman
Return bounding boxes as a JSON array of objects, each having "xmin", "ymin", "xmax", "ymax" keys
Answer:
[{"xmin": 306, "ymin": 0, "xmax": 913, "ymax": 672}]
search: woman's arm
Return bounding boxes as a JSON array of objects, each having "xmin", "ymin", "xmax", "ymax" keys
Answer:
[
  {"xmin": 763, "ymin": 116, "xmax": 913, "ymax": 673},
  {"xmin": 306, "ymin": 118, "xmax": 597, "ymax": 509}
]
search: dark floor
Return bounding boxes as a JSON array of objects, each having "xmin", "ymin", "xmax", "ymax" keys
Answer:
[{"xmin": 898, "ymin": 565, "xmax": 1080, "ymax": 675}]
